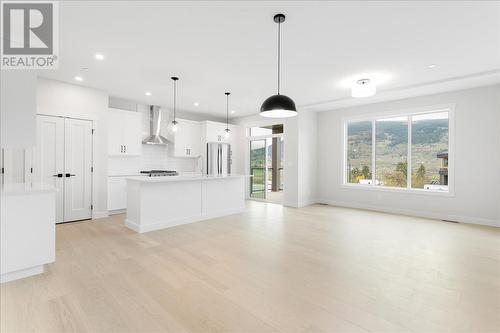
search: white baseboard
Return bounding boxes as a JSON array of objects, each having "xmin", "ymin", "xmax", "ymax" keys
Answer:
[
  {"xmin": 1, "ymin": 265, "xmax": 44, "ymax": 284},
  {"xmin": 92, "ymin": 211, "xmax": 109, "ymax": 219},
  {"xmin": 126, "ymin": 207, "xmax": 246, "ymax": 233},
  {"xmin": 317, "ymin": 198, "xmax": 499, "ymax": 228}
]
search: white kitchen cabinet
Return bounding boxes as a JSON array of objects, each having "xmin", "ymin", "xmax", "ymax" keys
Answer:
[
  {"xmin": 108, "ymin": 108, "xmax": 142, "ymax": 156},
  {"xmin": 108, "ymin": 177, "xmax": 127, "ymax": 212},
  {"xmin": 172, "ymin": 119, "xmax": 201, "ymax": 157},
  {"xmin": 204, "ymin": 121, "xmax": 231, "ymax": 143}
]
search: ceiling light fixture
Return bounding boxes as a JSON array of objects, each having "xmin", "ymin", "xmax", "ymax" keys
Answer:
[
  {"xmin": 95, "ymin": 54, "xmax": 104, "ymax": 60},
  {"xmin": 193, "ymin": 102, "xmax": 199, "ymax": 107},
  {"xmin": 171, "ymin": 77, "xmax": 179, "ymax": 132},
  {"xmin": 428, "ymin": 64, "xmax": 437, "ymax": 69},
  {"xmin": 351, "ymin": 79, "xmax": 376, "ymax": 98},
  {"xmin": 260, "ymin": 13, "xmax": 297, "ymax": 118},
  {"xmin": 145, "ymin": 92, "xmax": 151, "ymax": 96},
  {"xmin": 75, "ymin": 76, "xmax": 83, "ymax": 81},
  {"xmin": 231, "ymin": 110, "xmax": 236, "ymax": 114},
  {"xmin": 224, "ymin": 92, "xmax": 231, "ymax": 138}
]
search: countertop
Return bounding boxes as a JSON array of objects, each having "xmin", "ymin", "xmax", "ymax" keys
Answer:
[
  {"xmin": 126, "ymin": 174, "xmax": 250, "ymax": 183},
  {"xmin": 1, "ymin": 182, "xmax": 57, "ymax": 196}
]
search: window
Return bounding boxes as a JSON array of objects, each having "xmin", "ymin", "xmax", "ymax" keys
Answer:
[
  {"xmin": 346, "ymin": 121, "xmax": 372, "ymax": 184},
  {"xmin": 375, "ymin": 116, "xmax": 408, "ymax": 188},
  {"xmin": 344, "ymin": 107, "xmax": 451, "ymax": 193}
]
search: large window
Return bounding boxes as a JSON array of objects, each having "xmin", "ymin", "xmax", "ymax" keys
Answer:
[{"xmin": 344, "ymin": 107, "xmax": 452, "ymax": 193}]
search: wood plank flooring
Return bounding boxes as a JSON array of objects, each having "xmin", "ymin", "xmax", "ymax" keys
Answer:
[{"xmin": 1, "ymin": 201, "xmax": 499, "ymax": 332}]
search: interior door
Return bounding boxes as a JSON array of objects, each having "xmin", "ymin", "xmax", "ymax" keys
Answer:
[
  {"xmin": 34, "ymin": 115, "xmax": 65, "ymax": 222},
  {"xmin": 249, "ymin": 139, "xmax": 266, "ymax": 199},
  {"xmin": 64, "ymin": 118, "xmax": 93, "ymax": 222}
]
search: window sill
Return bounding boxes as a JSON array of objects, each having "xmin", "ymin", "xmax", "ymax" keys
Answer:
[{"xmin": 341, "ymin": 183, "xmax": 455, "ymax": 197}]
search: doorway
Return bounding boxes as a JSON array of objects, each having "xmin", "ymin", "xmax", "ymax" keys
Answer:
[
  {"xmin": 34, "ymin": 115, "xmax": 93, "ymax": 223},
  {"xmin": 249, "ymin": 124, "xmax": 284, "ymax": 204}
]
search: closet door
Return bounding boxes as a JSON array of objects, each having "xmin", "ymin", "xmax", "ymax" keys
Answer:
[
  {"xmin": 34, "ymin": 115, "xmax": 65, "ymax": 223},
  {"xmin": 64, "ymin": 118, "xmax": 93, "ymax": 222}
]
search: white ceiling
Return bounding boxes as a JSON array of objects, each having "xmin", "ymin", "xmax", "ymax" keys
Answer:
[{"xmin": 41, "ymin": 1, "xmax": 500, "ymax": 118}]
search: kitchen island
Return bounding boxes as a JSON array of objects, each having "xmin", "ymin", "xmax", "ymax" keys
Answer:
[{"xmin": 125, "ymin": 175, "xmax": 247, "ymax": 233}]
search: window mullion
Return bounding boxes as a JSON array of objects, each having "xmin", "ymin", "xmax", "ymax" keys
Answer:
[
  {"xmin": 407, "ymin": 116, "xmax": 412, "ymax": 189},
  {"xmin": 372, "ymin": 120, "xmax": 376, "ymax": 186}
]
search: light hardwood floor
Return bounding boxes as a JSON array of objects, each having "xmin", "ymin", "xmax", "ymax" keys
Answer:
[{"xmin": 1, "ymin": 201, "xmax": 499, "ymax": 333}]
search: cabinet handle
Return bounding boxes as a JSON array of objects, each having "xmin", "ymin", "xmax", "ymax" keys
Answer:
[
  {"xmin": 120, "ymin": 145, "xmax": 123, "ymax": 153},
  {"xmin": 124, "ymin": 145, "xmax": 127, "ymax": 153}
]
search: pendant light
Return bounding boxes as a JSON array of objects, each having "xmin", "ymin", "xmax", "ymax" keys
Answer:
[
  {"xmin": 351, "ymin": 78, "xmax": 376, "ymax": 98},
  {"xmin": 224, "ymin": 92, "xmax": 231, "ymax": 138},
  {"xmin": 260, "ymin": 13, "xmax": 297, "ymax": 118},
  {"xmin": 171, "ymin": 76, "xmax": 179, "ymax": 132}
]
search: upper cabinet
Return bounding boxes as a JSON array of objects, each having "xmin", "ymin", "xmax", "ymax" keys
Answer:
[
  {"xmin": 171, "ymin": 119, "xmax": 201, "ymax": 157},
  {"xmin": 108, "ymin": 108, "xmax": 142, "ymax": 156},
  {"xmin": 204, "ymin": 121, "xmax": 233, "ymax": 143}
]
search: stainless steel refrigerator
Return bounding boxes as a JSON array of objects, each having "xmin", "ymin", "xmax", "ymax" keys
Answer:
[{"xmin": 207, "ymin": 142, "xmax": 231, "ymax": 176}]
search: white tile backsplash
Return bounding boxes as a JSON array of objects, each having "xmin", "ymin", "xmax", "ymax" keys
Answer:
[{"xmin": 108, "ymin": 145, "xmax": 199, "ymax": 175}]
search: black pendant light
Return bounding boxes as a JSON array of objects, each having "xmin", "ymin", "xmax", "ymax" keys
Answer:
[
  {"xmin": 260, "ymin": 13, "xmax": 297, "ymax": 118},
  {"xmin": 224, "ymin": 92, "xmax": 231, "ymax": 138},
  {"xmin": 171, "ymin": 76, "xmax": 179, "ymax": 132}
]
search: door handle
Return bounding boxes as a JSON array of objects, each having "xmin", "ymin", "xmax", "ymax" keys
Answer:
[
  {"xmin": 53, "ymin": 173, "xmax": 63, "ymax": 178},
  {"xmin": 65, "ymin": 173, "xmax": 76, "ymax": 177}
]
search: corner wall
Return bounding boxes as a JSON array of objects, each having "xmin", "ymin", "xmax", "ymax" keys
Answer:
[{"xmin": 316, "ymin": 85, "xmax": 500, "ymax": 227}]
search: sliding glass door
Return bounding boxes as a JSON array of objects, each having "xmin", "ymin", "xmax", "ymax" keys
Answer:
[{"xmin": 250, "ymin": 139, "xmax": 266, "ymax": 199}]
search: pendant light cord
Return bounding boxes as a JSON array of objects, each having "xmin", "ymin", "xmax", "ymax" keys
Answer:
[
  {"xmin": 173, "ymin": 79, "xmax": 176, "ymax": 121},
  {"xmin": 277, "ymin": 19, "xmax": 281, "ymax": 95},
  {"xmin": 225, "ymin": 92, "xmax": 230, "ymax": 129}
]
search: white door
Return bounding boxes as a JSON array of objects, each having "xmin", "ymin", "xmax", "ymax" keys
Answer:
[
  {"xmin": 64, "ymin": 118, "xmax": 93, "ymax": 222},
  {"xmin": 34, "ymin": 115, "xmax": 65, "ymax": 222}
]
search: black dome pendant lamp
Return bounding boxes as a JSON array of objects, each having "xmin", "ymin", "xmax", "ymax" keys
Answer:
[{"xmin": 260, "ymin": 13, "xmax": 297, "ymax": 118}]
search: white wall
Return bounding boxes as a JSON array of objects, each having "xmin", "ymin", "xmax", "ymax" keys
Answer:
[
  {"xmin": 297, "ymin": 111, "xmax": 317, "ymax": 207},
  {"xmin": 317, "ymin": 85, "xmax": 500, "ymax": 227},
  {"xmin": 1, "ymin": 72, "xmax": 37, "ymax": 149},
  {"xmin": 37, "ymin": 78, "xmax": 109, "ymax": 217}
]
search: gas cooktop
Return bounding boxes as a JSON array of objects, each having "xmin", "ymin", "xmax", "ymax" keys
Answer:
[{"xmin": 140, "ymin": 170, "xmax": 179, "ymax": 177}]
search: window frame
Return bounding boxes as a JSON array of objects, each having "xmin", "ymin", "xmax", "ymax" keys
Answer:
[{"xmin": 342, "ymin": 104, "xmax": 455, "ymax": 196}]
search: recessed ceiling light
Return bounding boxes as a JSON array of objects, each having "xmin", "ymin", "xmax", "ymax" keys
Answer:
[
  {"xmin": 193, "ymin": 102, "xmax": 199, "ymax": 107},
  {"xmin": 428, "ymin": 64, "xmax": 437, "ymax": 69},
  {"xmin": 145, "ymin": 92, "xmax": 151, "ymax": 96},
  {"xmin": 75, "ymin": 76, "xmax": 83, "ymax": 81},
  {"xmin": 231, "ymin": 110, "xmax": 236, "ymax": 114},
  {"xmin": 95, "ymin": 54, "xmax": 104, "ymax": 60}
]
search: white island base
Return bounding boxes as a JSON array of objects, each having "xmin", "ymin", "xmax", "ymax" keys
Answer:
[{"xmin": 125, "ymin": 175, "xmax": 246, "ymax": 233}]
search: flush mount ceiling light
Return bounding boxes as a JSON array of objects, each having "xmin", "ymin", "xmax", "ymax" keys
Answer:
[
  {"xmin": 74, "ymin": 76, "xmax": 83, "ymax": 81},
  {"xmin": 224, "ymin": 92, "xmax": 231, "ymax": 138},
  {"xmin": 351, "ymin": 79, "xmax": 376, "ymax": 98},
  {"xmin": 171, "ymin": 77, "xmax": 179, "ymax": 132},
  {"xmin": 260, "ymin": 13, "xmax": 297, "ymax": 118},
  {"xmin": 145, "ymin": 92, "xmax": 151, "ymax": 96},
  {"xmin": 95, "ymin": 54, "xmax": 104, "ymax": 60},
  {"xmin": 193, "ymin": 102, "xmax": 199, "ymax": 107}
]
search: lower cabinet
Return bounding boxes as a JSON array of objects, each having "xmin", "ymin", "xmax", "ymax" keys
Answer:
[{"xmin": 108, "ymin": 177, "xmax": 127, "ymax": 212}]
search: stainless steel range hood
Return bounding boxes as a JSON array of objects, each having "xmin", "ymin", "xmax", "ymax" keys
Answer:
[{"xmin": 142, "ymin": 105, "xmax": 171, "ymax": 145}]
